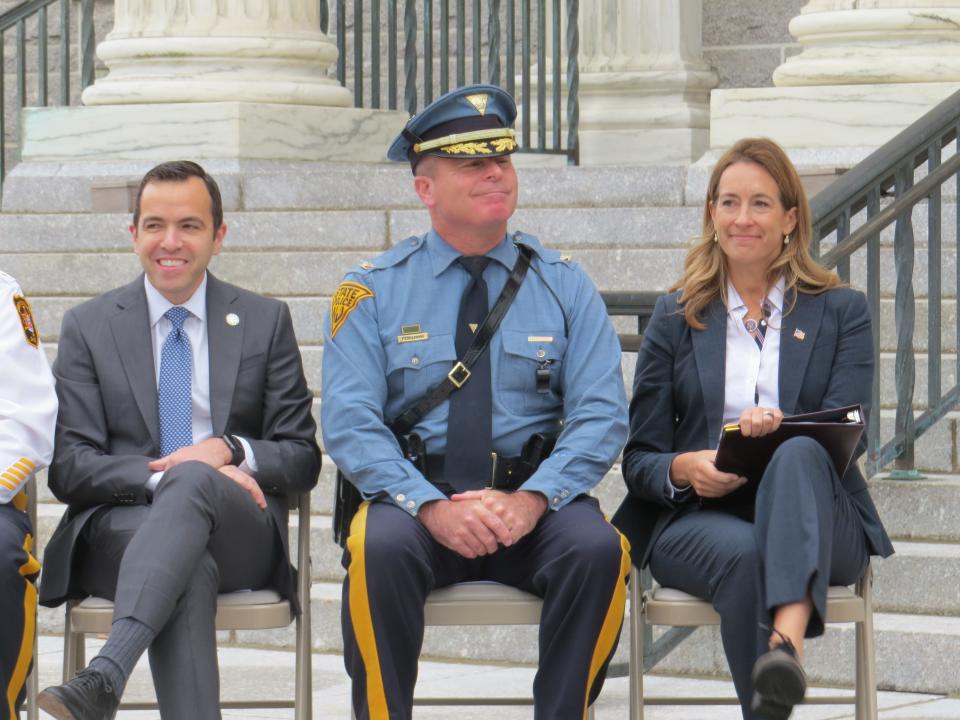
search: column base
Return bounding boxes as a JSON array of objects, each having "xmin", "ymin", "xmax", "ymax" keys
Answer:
[
  {"xmin": 710, "ymin": 81, "xmax": 960, "ymax": 150},
  {"xmin": 21, "ymin": 102, "xmax": 408, "ymax": 163}
]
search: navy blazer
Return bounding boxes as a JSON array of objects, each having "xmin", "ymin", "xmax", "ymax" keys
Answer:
[{"xmin": 612, "ymin": 286, "xmax": 894, "ymax": 568}]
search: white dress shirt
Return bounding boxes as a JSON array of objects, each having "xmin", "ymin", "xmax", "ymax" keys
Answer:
[
  {"xmin": 722, "ymin": 278, "xmax": 784, "ymax": 425},
  {"xmin": 144, "ymin": 274, "xmax": 256, "ymax": 492}
]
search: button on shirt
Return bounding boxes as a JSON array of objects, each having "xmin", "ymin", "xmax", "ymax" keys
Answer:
[
  {"xmin": 321, "ymin": 231, "xmax": 628, "ymax": 516},
  {"xmin": 144, "ymin": 274, "xmax": 257, "ymax": 492}
]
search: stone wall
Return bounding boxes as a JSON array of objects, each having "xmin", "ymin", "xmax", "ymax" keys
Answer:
[{"xmin": 702, "ymin": 0, "xmax": 803, "ymax": 89}]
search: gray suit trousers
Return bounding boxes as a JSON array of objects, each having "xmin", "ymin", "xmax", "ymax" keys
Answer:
[
  {"xmin": 649, "ymin": 437, "xmax": 870, "ymax": 720},
  {"xmin": 76, "ymin": 461, "xmax": 281, "ymax": 719}
]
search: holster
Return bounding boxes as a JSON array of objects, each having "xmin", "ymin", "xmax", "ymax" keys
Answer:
[{"xmin": 333, "ymin": 432, "xmax": 426, "ymax": 548}]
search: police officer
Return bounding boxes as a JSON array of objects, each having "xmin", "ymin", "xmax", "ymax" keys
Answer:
[
  {"xmin": 0, "ymin": 271, "xmax": 56, "ymax": 720},
  {"xmin": 323, "ymin": 84, "xmax": 630, "ymax": 719}
]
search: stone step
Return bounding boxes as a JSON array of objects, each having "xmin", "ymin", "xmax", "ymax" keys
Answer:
[
  {"xmin": 870, "ymin": 474, "xmax": 960, "ymax": 543},
  {"xmin": 4, "ymin": 244, "xmax": 957, "ymax": 329},
  {"xmin": 874, "ymin": 540, "xmax": 960, "ymax": 615},
  {"xmin": 1, "ymin": 161, "xmax": 688, "ymax": 213}
]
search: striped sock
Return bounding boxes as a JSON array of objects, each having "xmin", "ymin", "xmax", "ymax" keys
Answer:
[{"xmin": 88, "ymin": 617, "xmax": 155, "ymax": 695}]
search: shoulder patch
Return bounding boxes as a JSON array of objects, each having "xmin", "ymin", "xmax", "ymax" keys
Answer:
[
  {"xmin": 13, "ymin": 294, "xmax": 39, "ymax": 348},
  {"xmin": 330, "ymin": 282, "xmax": 374, "ymax": 338}
]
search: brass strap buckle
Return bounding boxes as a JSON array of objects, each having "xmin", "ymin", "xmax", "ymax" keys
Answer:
[{"xmin": 448, "ymin": 361, "xmax": 471, "ymax": 388}]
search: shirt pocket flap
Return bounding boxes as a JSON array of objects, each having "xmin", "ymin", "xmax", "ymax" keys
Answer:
[
  {"xmin": 501, "ymin": 329, "xmax": 567, "ymax": 362},
  {"xmin": 386, "ymin": 333, "xmax": 457, "ymax": 373}
]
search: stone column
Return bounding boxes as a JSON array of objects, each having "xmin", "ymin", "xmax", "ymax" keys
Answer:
[
  {"xmin": 710, "ymin": 1, "xmax": 960, "ymax": 151},
  {"xmin": 82, "ymin": 0, "xmax": 351, "ymax": 107},
  {"xmin": 577, "ymin": 0, "xmax": 718, "ymax": 165},
  {"xmin": 18, "ymin": 0, "xmax": 406, "ymax": 162},
  {"xmin": 774, "ymin": 0, "xmax": 960, "ymax": 87}
]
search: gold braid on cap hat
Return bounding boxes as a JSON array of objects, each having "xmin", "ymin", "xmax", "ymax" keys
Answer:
[{"xmin": 413, "ymin": 127, "xmax": 517, "ymax": 154}]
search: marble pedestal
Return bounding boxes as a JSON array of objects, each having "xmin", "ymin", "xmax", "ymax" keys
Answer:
[
  {"xmin": 20, "ymin": 102, "xmax": 408, "ymax": 163},
  {"xmin": 709, "ymin": 82, "xmax": 960, "ymax": 151}
]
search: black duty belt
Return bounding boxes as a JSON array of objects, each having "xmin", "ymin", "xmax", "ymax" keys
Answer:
[{"xmin": 422, "ymin": 453, "xmax": 538, "ymax": 495}]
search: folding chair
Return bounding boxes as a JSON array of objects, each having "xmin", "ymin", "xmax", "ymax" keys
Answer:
[
  {"xmin": 350, "ymin": 581, "xmax": 597, "ymax": 718},
  {"xmin": 60, "ymin": 492, "xmax": 312, "ymax": 719},
  {"xmin": 627, "ymin": 562, "xmax": 878, "ymax": 720}
]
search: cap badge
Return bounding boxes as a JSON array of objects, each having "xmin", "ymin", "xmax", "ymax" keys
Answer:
[{"xmin": 466, "ymin": 93, "xmax": 488, "ymax": 115}]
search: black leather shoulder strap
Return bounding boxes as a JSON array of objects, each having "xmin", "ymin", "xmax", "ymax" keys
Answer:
[{"xmin": 390, "ymin": 238, "xmax": 533, "ymax": 435}]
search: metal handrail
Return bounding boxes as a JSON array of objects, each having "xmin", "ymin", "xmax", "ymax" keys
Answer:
[
  {"xmin": 810, "ymin": 87, "xmax": 960, "ymax": 477},
  {"xmin": 327, "ymin": 0, "xmax": 579, "ymax": 164},
  {"xmin": 0, "ymin": 0, "xmax": 96, "ymax": 195}
]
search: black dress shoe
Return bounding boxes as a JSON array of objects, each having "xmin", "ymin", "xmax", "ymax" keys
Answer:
[
  {"xmin": 37, "ymin": 669, "xmax": 120, "ymax": 720},
  {"xmin": 750, "ymin": 637, "xmax": 806, "ymax": 720}
]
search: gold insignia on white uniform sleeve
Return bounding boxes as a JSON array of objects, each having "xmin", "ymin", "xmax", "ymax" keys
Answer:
[
  {"xmin": 331, "ymin": 281, "xmax": 374, "ymax": 338},
  {"xmin": 13, "ymin": 294, "xmax": 39, "ymax": 348}
]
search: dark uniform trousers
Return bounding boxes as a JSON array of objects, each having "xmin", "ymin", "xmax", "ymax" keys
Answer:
[
  {"xmin": 0, "ymin": 502, "xmax": 39, "ymax": 720},
  {"xmin": 73, "ymin": 462, "xmax": 281, "ymax": 719},
  {"xmin": 649, "ymin": 437, "xmax": 870, "ymax": 719},
  {"xmin": 342, "ymin": 495, "xmax": 631, "ymax": 720}
]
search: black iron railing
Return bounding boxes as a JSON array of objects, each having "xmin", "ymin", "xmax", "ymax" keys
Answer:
[
  {"xmin": 811, "ymin": 88, "xmax": 960, "ymax": 478},
  {"xmin": 322, "ymin": 0, "xmax": 580, "ymax": 164},
  {"xmin": 0, "ymin": 0, "xmax": 95, "ymax": 194}
]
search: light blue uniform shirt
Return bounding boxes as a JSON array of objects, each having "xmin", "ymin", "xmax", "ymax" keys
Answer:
[{"xmin": 321, "ymin": 230, "xmax": 627, "ymax": 516}]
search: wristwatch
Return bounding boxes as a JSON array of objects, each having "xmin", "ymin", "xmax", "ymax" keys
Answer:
[{"xmin": 222, "ymin": 434, "xmax": 245, "ymax": 466}]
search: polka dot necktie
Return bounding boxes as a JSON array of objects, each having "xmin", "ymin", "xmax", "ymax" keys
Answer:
[
  {"xmin": 158, "ymin": 306, "xmax": 193, "ymax": 457},
  {"xmin": 444, "ymin": 256, "xmax": 493, "ymax": 492}
]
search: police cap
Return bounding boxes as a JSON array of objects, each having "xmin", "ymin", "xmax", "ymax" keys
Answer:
[{"xmin": 387, "ymin": 84, "xmax": 518, "ymax": 170}]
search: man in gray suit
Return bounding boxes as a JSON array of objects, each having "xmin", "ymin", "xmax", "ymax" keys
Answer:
[{"xmin": 37, "ymin": 161, "xmax": 321, "ymax": 720}]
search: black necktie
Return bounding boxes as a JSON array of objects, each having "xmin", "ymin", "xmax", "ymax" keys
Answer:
[{"xmin": 444, "ymin": 256, "xmax": 493, "ymax": 492}]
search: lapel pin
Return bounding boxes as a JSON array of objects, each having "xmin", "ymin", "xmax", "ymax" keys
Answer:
[
  {"xmin": 793, "ymin": 328, "xmax": 806, "ymax": 341},
  {"xmin": 226, "ymin": 313, "xmax": 240, "ymax": 327}
]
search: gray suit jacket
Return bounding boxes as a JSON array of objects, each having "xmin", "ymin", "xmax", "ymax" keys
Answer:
[
  {"xmin": 612, "ymin": 287, "xmax": 894, "ymax": 567},
  {"xmin": 39, "ymin": 273, "xmax": 321, "ymax": 608}
]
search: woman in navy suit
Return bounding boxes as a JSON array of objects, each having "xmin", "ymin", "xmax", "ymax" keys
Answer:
[{"xmin": 613, "ymin": 138, "xmax": 893, "ymax": 719}]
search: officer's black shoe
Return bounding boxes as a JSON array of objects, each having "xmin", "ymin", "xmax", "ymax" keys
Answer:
[
  {"xmin": 750, "ymin": 634, "xmax": 806, "ymax": 720},
  {"xmin": 37, "ymin": 668, "xmax": 120, "ymax": 720}
]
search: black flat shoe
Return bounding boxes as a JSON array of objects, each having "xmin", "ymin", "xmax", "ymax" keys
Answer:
[
  {"xmin": 750, "ymin": 633, "xmax": 806, "ymax": 720},
  {"xmin": 37, "ymin": 668, "xmax": 120, "ymax": 720}
]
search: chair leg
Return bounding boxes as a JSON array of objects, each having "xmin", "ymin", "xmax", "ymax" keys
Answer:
[
  {"xmin": 62, "ymin": 602, "xmax": 77, "ymax": 683},
  {"xmin": 294, "ymin": 605, "xmax": 312, "ymax": 720},
  {"xmin": 857, "ymin": 563, "xmax": 878, "ymax": 720},
  {"xmin": 26, "ymin": 625, "xmax": 39, "ymax": 720},
  {"xmin": 629, "ymin": 570, "xmax": 643, "ymax": 720}
]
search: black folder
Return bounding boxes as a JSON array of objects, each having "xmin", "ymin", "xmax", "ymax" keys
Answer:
[{"xmin": 713, "ymin": 404, "xmax": 865, "ymax": 494}]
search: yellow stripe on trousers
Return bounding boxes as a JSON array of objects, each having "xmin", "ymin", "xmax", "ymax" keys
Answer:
[
  {"xmin": 581, "ymin": 528, "xmax": 632, "ymax": 719},
  {"xmin": 7, "ymin": 532, "xmax": 39, "ymax": 720},
  {"xmin": 346, "ymin": 502, "xmax": 389, "ymax": 719}
]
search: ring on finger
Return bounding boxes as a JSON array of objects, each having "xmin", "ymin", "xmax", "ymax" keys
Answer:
[{"xmin": 762, "ymin": 411, "xmax": 774, "ymax": 418}]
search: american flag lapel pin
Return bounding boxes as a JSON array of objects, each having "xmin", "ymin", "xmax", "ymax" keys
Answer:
[{"xmin": 793, "ymin": 328, "xmax": 806, "ymax": 341}]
